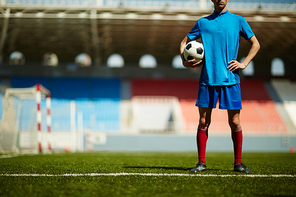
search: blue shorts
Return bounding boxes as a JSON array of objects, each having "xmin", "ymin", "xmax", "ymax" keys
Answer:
[{"xmin": 196, "ymin": 84, "xmax": 242, "ymax": 110}]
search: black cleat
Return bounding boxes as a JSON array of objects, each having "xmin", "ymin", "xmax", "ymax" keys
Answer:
[
  {"xmin": 190, "ymin": 161, "xmax": 206, "ymax": 172},
  {"xmin": 234, "ymin": 162, "xmax": 251, "ymax": 173}
]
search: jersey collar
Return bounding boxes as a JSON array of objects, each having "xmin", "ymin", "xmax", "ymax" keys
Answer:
[{"xmin": 213, "ymin": 10, "xmax": 229, "ymax": 16}]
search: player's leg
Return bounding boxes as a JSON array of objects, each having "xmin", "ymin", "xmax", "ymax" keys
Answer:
[
  {"xmin": 191, "ymin": 107, "xmax": 212, "ymax": 172},
  {"xmin": 228, "ymin": 109, "xmax": 242, "ymax": 163},
  {"xmin": 220, "ymin": 84, "xmax": 250, "ymax": 173},
  {"xmin": 228, "ymin": 109, "xmax": 250, "ymax": 173},
  {"xmin": 192, "ymin": 85, "xmax": 217, "ymax": 172},
  {"xmin": 197, "ymin": 107, "xmax": 212, "ymax": 164}
]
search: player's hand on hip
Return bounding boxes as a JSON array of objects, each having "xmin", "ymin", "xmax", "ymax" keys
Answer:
[{"xmin": 228, "ymin": 60, "xmax": 246, "ymax": 71}]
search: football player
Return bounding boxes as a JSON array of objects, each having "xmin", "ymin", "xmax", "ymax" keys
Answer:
[{"xmin": 180, "ymin": 0, "xmax": 260, "ymax": 173}]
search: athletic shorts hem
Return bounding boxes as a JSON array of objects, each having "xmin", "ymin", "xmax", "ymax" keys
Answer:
[
  {"xmin": 195, "ymin": 103, "xmax": 217, "ymax": 109},
  {"xmin": 196, "ymin": 84, "xmax": 242, "ymax": 110},
  {"xmin": 195, "ymin": 103, "xmax": 242, "ymax": 110},
  {"xmin": 219, "ymin": 105, "xmax": 242, "ymax": 110}
]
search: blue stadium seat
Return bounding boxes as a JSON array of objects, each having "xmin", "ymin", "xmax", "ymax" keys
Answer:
[
  {"xmin": 11, "ymin": 77, "xmax": 50, "ymax": 89},
  {"xmin": 10, "ymin": 77, "xmax": 121, "ymax": 132}
]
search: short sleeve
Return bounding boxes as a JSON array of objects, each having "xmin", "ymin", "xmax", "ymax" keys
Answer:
[
  {"xmin": 187, "ymin": 21, "xmax": 201, "ymax": 40},
  {"xmin": 239, "ymin": 17, "xmax": 254, "ymax": 40}
]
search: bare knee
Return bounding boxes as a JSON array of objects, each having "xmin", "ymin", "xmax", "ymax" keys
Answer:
[
  {"xmin": 228, "ymin": 110, "xmax": 241, "ymax": 131},
  {"xmin": 228, "ymin": 116, "xmax": 241, "ymax": 131},
  {"xmin": 199, "ymin": 117, "xmax": 211, "ymax": 129},
  {"xmin": 198, "ymin": 107, "xmax": 212, "ymax": 129}
]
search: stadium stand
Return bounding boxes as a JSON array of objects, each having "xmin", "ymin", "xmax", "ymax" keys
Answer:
[
  {"xmin": 0, "ymin": 77, "xmax": 290, "ymax": 135},
  {"xmin": 131, "ymin": 79, "xmax": 288, "ymax": 135},
  {"xmin": 131, "ymin": 79, "xmax": 199, "ymax": 99},
  {"xmin": 131, "ymin": 78, "xmax": 199, "ymax": 132},
  {"xmin": 271, "ymin": 79, "xmax": 296, "ymax": 132},
  {"xmin": 9, "ymin": 77, "xmax": 121, "ymax": 132},
  {"xmin": 240, "ymin": 80, "xmax": 288, "ymax": 135}
]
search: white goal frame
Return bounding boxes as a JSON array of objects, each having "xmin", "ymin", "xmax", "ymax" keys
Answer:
[{"xmin": 0, "ymin": 84, "xmax": 51, "ymax": 153}]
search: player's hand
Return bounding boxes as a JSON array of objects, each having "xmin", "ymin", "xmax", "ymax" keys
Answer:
[
  {"xmin": 228, "ymin": 60, "xmax": 246, "ymax": 71},
  {"xmin": 183, "ymin": 59, "xmax": 203, "ymax": 68}
]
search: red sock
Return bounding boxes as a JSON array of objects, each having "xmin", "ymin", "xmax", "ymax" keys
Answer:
[
  {"xmin": 197, "ymin": 128, "xmax": 208, "ymax": 165},
  {"xmin": 232, "ymin": 129, "xmax": 242, "ymax": 164}
]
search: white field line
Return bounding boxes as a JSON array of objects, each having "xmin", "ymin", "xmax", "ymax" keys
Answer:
[{"xmin": 0, "ymin": 173, "xmax": 295, "ymax": 178}]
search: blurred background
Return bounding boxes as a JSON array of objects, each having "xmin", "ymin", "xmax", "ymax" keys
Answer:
[{"xmin": 0, "ymin": 0, "xmax": 295, "ymax": 153}]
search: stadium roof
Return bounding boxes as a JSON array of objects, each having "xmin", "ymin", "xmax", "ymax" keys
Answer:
[{"xmin": 0, "ymin": 0, "xmax": 296, "ymax": 79}]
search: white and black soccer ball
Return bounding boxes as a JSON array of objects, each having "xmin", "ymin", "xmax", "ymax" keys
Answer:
[{"xmin": 183, "ymin": 41, "xmax": 204, "ymax": 62}]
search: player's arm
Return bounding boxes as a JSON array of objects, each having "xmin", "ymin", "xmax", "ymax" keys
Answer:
[
  {"xmin": 228, "ymin": 35, "xmax": 260, "ymax": 71},
  {"xmin": 180, "ymin": 36, "xmax": 203, "ymax": 68}
]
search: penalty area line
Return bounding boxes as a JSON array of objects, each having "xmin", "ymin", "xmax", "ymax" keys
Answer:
[{"xmin": 0, "ymin": 173, "xmax": 295, "ymax": 178}]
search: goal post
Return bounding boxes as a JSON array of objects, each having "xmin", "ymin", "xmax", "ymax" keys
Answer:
[{"xmin": 0, "ymin": 84, "xmax": 51, "ymax": 154}]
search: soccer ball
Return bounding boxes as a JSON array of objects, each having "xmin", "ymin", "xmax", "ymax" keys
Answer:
[{"xmin": 183, "ymin": 41, "xmax": 204, "ymax": 62}]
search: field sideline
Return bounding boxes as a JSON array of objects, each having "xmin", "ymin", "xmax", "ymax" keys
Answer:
[{"xmin": 0, "ymin": 152, "xmax": 295, "ymax": 196}]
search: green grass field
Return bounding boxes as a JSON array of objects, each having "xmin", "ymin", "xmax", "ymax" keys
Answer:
[{"xmin": 0, "ymin": 152, "xmax": 295, "ymax": 197}]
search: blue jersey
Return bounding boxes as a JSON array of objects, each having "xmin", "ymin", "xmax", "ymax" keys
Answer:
[{"xmin": 187, "ymin": 10, "xmax": 254, "ymax": 86}]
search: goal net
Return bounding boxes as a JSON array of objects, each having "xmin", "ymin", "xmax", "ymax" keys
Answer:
[
  {"xmin": 130, "ymin": 96, "xmax": 184, "ymax": 133},
  {"xmin": 0, "ymin": 84, "xmax": 51, "ymax": 153}
]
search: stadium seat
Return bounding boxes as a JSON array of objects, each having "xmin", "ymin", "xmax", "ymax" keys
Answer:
[
  {"xmin": 10, "ymin": 77, "xmax": 121, "ymax": 132},
  {"xmin": 131, "ymin": 79, "xmax": 288, "ymax": 135},
  {"xmin": 131, "ymin": 79, "xmax": 199, "ymax": 132},
  {"xmin": 271, "ymin": 79, "xmax": 296, "ymax": 132}
]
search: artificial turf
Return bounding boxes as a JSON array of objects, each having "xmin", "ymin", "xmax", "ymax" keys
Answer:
[{"xmin": 0, "ymin": 152, "xmax": 295, "ymax": 196}]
